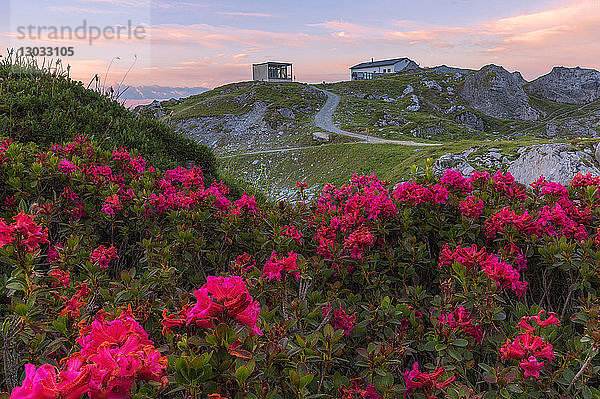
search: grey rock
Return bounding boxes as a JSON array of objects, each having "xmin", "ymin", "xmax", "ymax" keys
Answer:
[
  {"xmin": 507, "ymin": 144, "xmax": 600, "ymax": 186},
  {"xmin": 489, "ymin": 152, "xmax": 502, "ymax": 160},
  {"xmin": 312, "ymin": 131, "xmax": 330, "ymax": 142},
  {"xmin": 402, "ymin": 85, "xmax": 414, "ymax": 96},
  {"xmin": 459, "ymin": 64, "xmax": 541, "ymax": 121},
  {"xmin": 595, "ymin": 143, "xmax": 600, "ymax": 164},
  {"xmin": 433, "ymin": 153, "xmax": 475, "ymax": 177},
  {"xmin": 423, "ymin": 80, "xmax": 442, "ymax": 91},
  {"xmin": 527, "ymin": 66, "xmax": 600, "ymax": 104},
  {"xmin": 454, "ymin": 111, "xmax": 484, "ymax": 131},
  {"xmin": 278, "ymin": 108, "xmax": 296, "ymax": 119}
]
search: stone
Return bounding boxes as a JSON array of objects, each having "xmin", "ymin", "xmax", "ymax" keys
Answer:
[
  {"xmin": 312, "ymin": 131, "xmax": 330, "ymax": 142},
  {"xmin": 423, "ymin": 80, "xmax": 442, "ymax": 91},
  {"xmin": 507, "ymin": 144, "xmax": 600, "ymax": 186},
  {"xmin": 526, "ymin": 66, "xmax": 600, "ymax": 104},
  {"xmin": 459, "ymin": 64, "xmax": 541, "ymax": 121},
  {"xmin": 402, "ymin": 85, "xmax": 414, "ymax": 96},
  {"xmin": 278, "ymin": 108, "xmax": 296, "ymax": 119},
  {"xmin": 454, "ymin": 111, "xmax": 484, "ymax": 131},
  {"xmin": 432, "ymin": 154, "xmax": 475, "ymax": 177},
  {"xmin": 595, "ymin": 143, "xmax": 600, "ymax": 164}
]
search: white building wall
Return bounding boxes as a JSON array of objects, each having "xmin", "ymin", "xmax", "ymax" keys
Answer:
[{"xmin": 351, "ymin": 60, "xmax": 411, "ymax": 80}]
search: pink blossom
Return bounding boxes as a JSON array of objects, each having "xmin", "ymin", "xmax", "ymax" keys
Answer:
[
  {"xmin": 459, "ymin": 195, "xmax": 484, "ymax": 218},
  {"xmin": 89, "ymin": 245, "xmax": 118, "ymax": 269},
  {"xmin": 520, "ymin": 356, "xmax": 544, "ymax": 379},
  {"xmin": 263, "ymin": 251, "xmax": 300, "ymax": 281}
]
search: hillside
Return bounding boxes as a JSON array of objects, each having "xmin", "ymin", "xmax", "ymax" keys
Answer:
[
  {"xmin": 0, "ymin": 54, "xmax": 217, "ymax": 179},
  {"xmin": 144, "ymin": 63, "xmax": 600, "ymax": 199}
]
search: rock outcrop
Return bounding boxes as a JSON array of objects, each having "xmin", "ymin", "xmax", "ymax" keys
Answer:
[
  {"xmin": 454, "ymin": 111, "xmax": 484, "ymax": 131},
  {"xmin": 526, "ymin": 67, "xmax": 600, "ymax": 104},
  {"xmin": 459, "ymin": 65, "xmax": 541, "ymax": 121},
  {"xmin": 432, "ymin": 154, "xmax": 475, "ymax": 177},
  {"xmin": 507, "ymin": 144, "xmax": 600, "ymax": 186}
]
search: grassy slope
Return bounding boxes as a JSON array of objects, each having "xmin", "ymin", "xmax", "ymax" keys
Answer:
[
  {"xmin": 152, "ymin": 81, "xmax": 353, "ymax": 155},
  {"xmin": 0, "ymin": 55, "xmax": 219, "ymax": 181}
]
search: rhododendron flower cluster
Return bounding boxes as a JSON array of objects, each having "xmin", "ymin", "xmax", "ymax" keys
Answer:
[
  {"xmin": 101, "ymin": 194, "xmax": 122, "ymax": 216},
  {"xmin": 492, "ymin": 171, "xmax": 527, "ymax": 201},
  {"xmin": 49, "ymin": 269, "xmax": 70, "ymax": 288},
  {"xmin": 485, "ymin": 207, "xmax": 537, "ymax": 239},
  {"xmin": 89, "ymin": 245, "xmax": 118, "ymax": 269},
  {"xmin": 58, "ymin": 158, "xmax": 78, "ymax": 176},
  {"xmin": 343, "ymin": 226, "xmax": 374, "ymax": 259},
  {"xmin": 323, "ymin": 304, "xmax": 357, "ymax": 336},
  {"xmin": 500, "ymin": 311, "xmax": 558, "ymax": 380},
  {"xmin": 459, "ymin": 195, "xmax": 484, "ymax": 219},
  {"xmin": 11, "ymin": 308, "xmax": 168, "ymax": 399},
  {"xmin": 439, "ymin": 244, "xmax": 528, "ymax": 297},
  {"xmin": 403, "ymin": 362, "xmax": 455, "ymax": 398},
  {"xmin": 281, "ymin": 225, "xmax": 302, "ymax": 244},
  {"xmin": 441, "ymin": 169, "xmax": 472, "ymax": 193},
  {"xmin": 0, "ymin": 212, "xmax": 49, "ymax": 253},
  {"xmin": 262, "ymin": 251, "xmax": 300, "ymax": 281},
  {"xmin": 232, "ymin": 193, "xmax": 258, "ymax": 215},
  {"xmin": 59, "ymin": 283, "xmax": 90, "ymax": 319},
  {"xmin": 438, "ymin": 306, "xmax": 482, "ymax": 342},
  {"xmin": 338, "ymin": 379, "xmax": 381, "ymax": 399},
  {"xmin": 393, "ymin": 182, "xmax": 448, "ymax": 205},
  {"xmin": 162, "ymin": 276, "xmax": 262, "ymax": 336}
]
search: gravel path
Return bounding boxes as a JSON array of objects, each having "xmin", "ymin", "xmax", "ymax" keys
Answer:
[{"xmin": 312, "ymin": 87, "xmax": 440, "ymax": 146}]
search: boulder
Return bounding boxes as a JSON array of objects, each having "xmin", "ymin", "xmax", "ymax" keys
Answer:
[
  {"xmin": 278, "ymin": 108, "xmax": 296, "ymax": 119},
  {"xmin": 507, "ymin": 144, "xmax": 600, "ymax": 186},
  {"xmin": 312, "ymin": 131, "xmax": 330, "ymax": 142},
  {"xmin": 433, "ymin": 154, "xmax": 475, "ymax": 177},
  {"xmin": 459, "ymin": 64, "xmax": 541, "ymax": 121},
  {"xmin": 526, "ymin": 66, "xmax": 600, "ymax": 104},
  {"xmin": 454, "ymin": 111, "xmax": 484, "ymax": 131}
]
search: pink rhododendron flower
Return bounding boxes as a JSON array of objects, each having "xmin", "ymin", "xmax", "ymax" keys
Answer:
[
  {"xmin": 517, "ymin": 310, "xmax": 560, "ymax": 332},
  {"xmin": 49, "ymin": 269, "xmax": 70, "ymax": 288},
  {"xmin": 101, "ymin": 194, "xmax": 122, "ymax": 216},
  {"xmin": 58, "ymin": 159, "xmax": 78, "ymax": 176},
  {"xmin": 459, "ymin": 195, "xmax": 484, "ymax": 218},
  {"xmin": 10, "ymin": 363, "xmax": 91, "ymax": 399},
  {"xmin": 263, "ymin": 251, "xmax": 300, "ymax": 281},
  {"xmin": 403, "ymin": 362, "xmax": 455, "ymax": 398},
  {"xmin": 331, "ymin": 307, "xmax": 357, "ymax": 336},
  {"xmin": 520, "ymin": 356, "xmax": 544, "ymax": 379},
  {"xmin": 89, "ymin": 245, "xmax": 118, "ymax": 269},
  {"xmin": 232, "ymin": 194, "xmax": 258, "ymax": 215},
  {"xmin": 164, "ymin": 276, "xmax": 262, "ymax": 336},
  {"xmin": 0, "ymin": 212, "xmax": 49, "ymax": 253},
  {"xmin": 438, "ymin": 306, "xmax": 482, "ymax": 342},
  {"xmin": 441, "ymin": 169, "xmax": 473, "ymax": 193},
  {"xmin": 338, "ymin": 379, "xmax": 381, "ymax": 399},
  {"xmin": 343, "ymin": 226, "xmax": 374, "ymax": 259},
  {"xmin": 439, "ymin": 244, "xmax": 528, "ymax": 297},
  {"xmin": 281, "ymin": 225, "xmax": 303, "ymax": 244},
  {"xmin": 493, "ymin": 171, "xmax": 527, "ymax": 201}
]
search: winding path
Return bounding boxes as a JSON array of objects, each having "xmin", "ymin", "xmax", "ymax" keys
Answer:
[{"xmin": 312, "ymin": 87, "xmax": 440, "ymax": 146}]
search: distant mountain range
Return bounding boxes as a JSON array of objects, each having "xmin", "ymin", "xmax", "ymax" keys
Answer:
[{"xmin": 117, "ymin": 85, "xmax": 209, "ymax": 100}]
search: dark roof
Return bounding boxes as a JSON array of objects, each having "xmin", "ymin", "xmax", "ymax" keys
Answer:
[{"xmin": 350, "ymin": 57, "xmax": 411, "ymax": 69}]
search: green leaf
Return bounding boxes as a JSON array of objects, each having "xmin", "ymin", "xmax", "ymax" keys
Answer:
[
  {"xmin": 235, "ymin": 365, "xmax": 250, "ymax": 384},
  {"xmin": 299, "ymin": 374, "xmax": 314, "ymax": 390},
  {"xmin": 452, "ymin": 339, "xmax": 468, "ymax": 347}
]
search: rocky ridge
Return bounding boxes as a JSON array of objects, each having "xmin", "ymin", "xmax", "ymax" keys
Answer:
[{"xmin": 527, "ymin": 67, "xmax": 600, "ymax": 104}]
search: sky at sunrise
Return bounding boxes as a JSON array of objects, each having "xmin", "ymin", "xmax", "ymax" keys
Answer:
[{"xmin": 1, "ymin": 0, "xmax": 599, "ymax": 88}]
